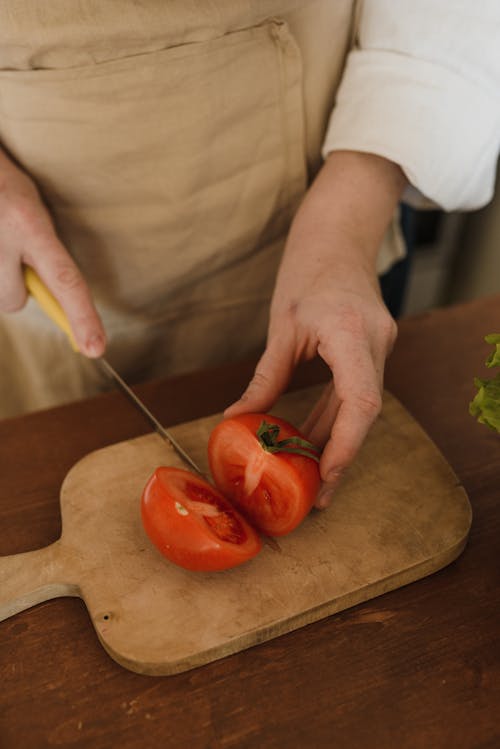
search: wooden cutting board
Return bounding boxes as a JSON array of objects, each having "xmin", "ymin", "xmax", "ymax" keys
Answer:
[{"xmin": 0, "ymin": 386, "xmax": 471, "ymax": 676}]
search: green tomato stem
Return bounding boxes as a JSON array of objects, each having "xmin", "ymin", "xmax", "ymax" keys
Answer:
[{"xmin": 256, "ymin": 420, "xmax": 321, "ymax": 463}]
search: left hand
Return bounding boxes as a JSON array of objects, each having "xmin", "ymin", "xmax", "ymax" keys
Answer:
[{"xmin": 225, "ymin": 151, "xmax": 407, "ymax": 507}]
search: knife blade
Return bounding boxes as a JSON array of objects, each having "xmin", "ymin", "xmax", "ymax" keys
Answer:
[{"xmin": 23, "ymin": 266, "xmax": 205, "ymax": 477}]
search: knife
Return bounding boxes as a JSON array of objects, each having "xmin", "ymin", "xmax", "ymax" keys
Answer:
[{"xmin": 23, "ymin": 266, "xmax": 205, "ymax": 477}]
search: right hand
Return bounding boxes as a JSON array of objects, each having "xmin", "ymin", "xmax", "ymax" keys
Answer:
[{"xmin": 0, "ymin": 147, "xmax": 106, "ymax": 356}]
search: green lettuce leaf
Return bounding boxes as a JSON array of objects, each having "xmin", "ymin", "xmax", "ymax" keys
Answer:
[
  {"xmin": 470, "ymin": 373, "xmax": 500, "ymax": 432},
  {"xmin": 470, "ymin": 333, "xmax": 500, "ymax": 432},
  {"xmin": 485, "ymin": 333, "xmax": 500, "ymax": 368}
]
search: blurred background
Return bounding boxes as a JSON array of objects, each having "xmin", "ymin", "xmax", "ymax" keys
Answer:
[{"xmin": 397, "ymin": 168, "xmax": 500, "ymax": 318}]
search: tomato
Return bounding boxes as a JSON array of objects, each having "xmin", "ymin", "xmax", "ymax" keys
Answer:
[
  {"xmin": 141, "ymin": 467, "xmax": 262, "ymax": 571},
  {"xmin": 208, "ymin": 414, "xmax": 321, "ymax": 537}
]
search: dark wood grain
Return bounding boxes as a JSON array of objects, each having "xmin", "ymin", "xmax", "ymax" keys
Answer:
[{"xmin": 1, "ymin": 296, "xmax": 499, "ymax": 749}]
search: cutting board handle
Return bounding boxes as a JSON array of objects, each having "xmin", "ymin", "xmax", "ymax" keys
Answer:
[{"xmin": 0, "ymin": 541, "xmax": 77, "ymax": 622}]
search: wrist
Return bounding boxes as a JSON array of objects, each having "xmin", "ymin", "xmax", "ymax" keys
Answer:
[{"xmin": 291, "ymin": 150, "xmax": 407, "ymax": 271}]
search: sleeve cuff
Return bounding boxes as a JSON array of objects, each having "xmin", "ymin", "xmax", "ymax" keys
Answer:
[{"xmin": 322, "ymin": 49, "xmax": 500, "ymax": 211}]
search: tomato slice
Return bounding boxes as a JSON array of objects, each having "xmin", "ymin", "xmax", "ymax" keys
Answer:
[
  {"xmin": 208, "ymin": 414, "xmax": 321, "ymax": 537},
  {"xmin": 141, "ymin": 467, "xmax": 262, "ymax": 571}
]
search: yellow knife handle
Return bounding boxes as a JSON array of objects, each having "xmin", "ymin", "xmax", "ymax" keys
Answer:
[{"xmin": 23, "ymin": 266, "xmax": 79, "ymax": 352}]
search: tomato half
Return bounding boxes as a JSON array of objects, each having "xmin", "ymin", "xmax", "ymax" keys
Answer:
[
  {"xmin": 141, "ymin": 467, "xmax": 262, "ymax": 571},
  {"xmin": 208, "ymin": 414, "xmax": 321, "ymax": 537}
]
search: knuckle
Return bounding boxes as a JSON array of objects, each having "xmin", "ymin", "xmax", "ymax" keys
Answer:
[
  {"xmin": 380, "ymin": 313, "xmax": 398, "ymax": 348},
  {"xmin": 248, "ymin": 370, "xmax": 272, "ymax": 392},
  {"xmin": 325, "ymin": 465, "xmax": 348, "ymax": 482},
  {"xmin": 335, "ymin": 302, "xmax": 397, "ymax": 349},
  {"xmin": 324, "ymin": 450, "xmax": 355, "ymax": 477},
  {"xmin": 53, "ymin": 262, "xmax": 84, "ymax": 292},
  {"xmin": 356, "ymin": 390, "xmax": 382, "ymax": 419}
]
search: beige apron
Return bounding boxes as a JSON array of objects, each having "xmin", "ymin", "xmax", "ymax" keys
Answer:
[{"xmin": 0, "ymin": 1, "xmax": 403, "ymax": 418}]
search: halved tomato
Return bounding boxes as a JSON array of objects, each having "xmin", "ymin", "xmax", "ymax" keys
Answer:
[
  {"xmin": 141, "ymin": 467, "xmax": 262, "ymax": 571},
  {"xmin": 208, "ymin": 414, "xmax": 321, "ymax": 537}
]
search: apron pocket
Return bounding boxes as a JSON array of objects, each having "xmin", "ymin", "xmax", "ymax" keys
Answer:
[{"xmin": 0, "ymin": 20, "xmax": 307, "ymax": 317}]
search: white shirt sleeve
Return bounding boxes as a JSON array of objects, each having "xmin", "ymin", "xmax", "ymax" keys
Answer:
[{"xmin": 322, "ymin": 0, "xmax": 500, "ymax": 211}]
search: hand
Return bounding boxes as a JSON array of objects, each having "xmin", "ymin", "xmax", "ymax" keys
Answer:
[
  {"xmin": 225, "ymin": 151, "xmax": 407, "ymax": 507},
  {"xmin": 0, "ymin": 147, "xmax": 106, "ymax": 356}
]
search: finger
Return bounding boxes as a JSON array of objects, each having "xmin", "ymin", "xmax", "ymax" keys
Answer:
[
  {"xmin": 315, "ymin": 385, "xmax": 382, "ymax": 510},
  {"xmin": 0, "ymin": 255, "xmax": 28, "ymax": 312},
  {"xmin": 24, "ymin": 237, "xmax": 106, "ymax": 357},
  {"xmin": 300, "ymin": 381, "xmax": 334, "ymax": 436},
  {"xmin": 323, "ymin": 381, "xmax": 380, "ymax": 461},
  {"xmin": 313, "ymin": 338, "xmax": 384, "ymax": 508},
  {"xmin": 314, "ymin": 391, "xmax": 380, "ymax": 508},
  {"xmin": 224, "ymin": 332, "xmax": 296, "ymax": 417},
  {"xmin": 306, "ymin": 387, "xmax": 344, "ymax": 509},
  {"xmin": 300, "ymin": 381, "xmax": 341, "ymax": 448}
]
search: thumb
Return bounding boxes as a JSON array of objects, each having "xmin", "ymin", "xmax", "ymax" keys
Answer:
[{"xmin": 224, "ymin": 336, "xmax": 295, "ymax": 417}]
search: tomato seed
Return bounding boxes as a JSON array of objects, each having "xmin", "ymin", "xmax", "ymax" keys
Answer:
[
  {"xmin": 205, "ymin": 512, "xmax": 247, "ymax": 545},
  {"xmin": 186, "ymin": 482, "xmax": 221, "ymax": 507}
]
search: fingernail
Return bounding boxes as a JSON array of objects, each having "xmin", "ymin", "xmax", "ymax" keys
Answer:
[
  {"xmin": 315, "ymin": 468, "xmax": 346, "ymax": 509},
  {"xmin": 85, "ymin": 333, "xmax": 105, "ymax": 358},
  {"xmin": 315, "ymin": 482, "xmax": 337, "ymax": 509}
]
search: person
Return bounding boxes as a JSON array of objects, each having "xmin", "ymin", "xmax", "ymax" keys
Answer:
[{"xmin": 1, "ymin": 1, "xmax": 499, "ymax": 508}]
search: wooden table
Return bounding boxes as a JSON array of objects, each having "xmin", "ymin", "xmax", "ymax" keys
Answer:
[{"xmin": 1, "ymin": 295, "xmax": 499, "ymax": 749}]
